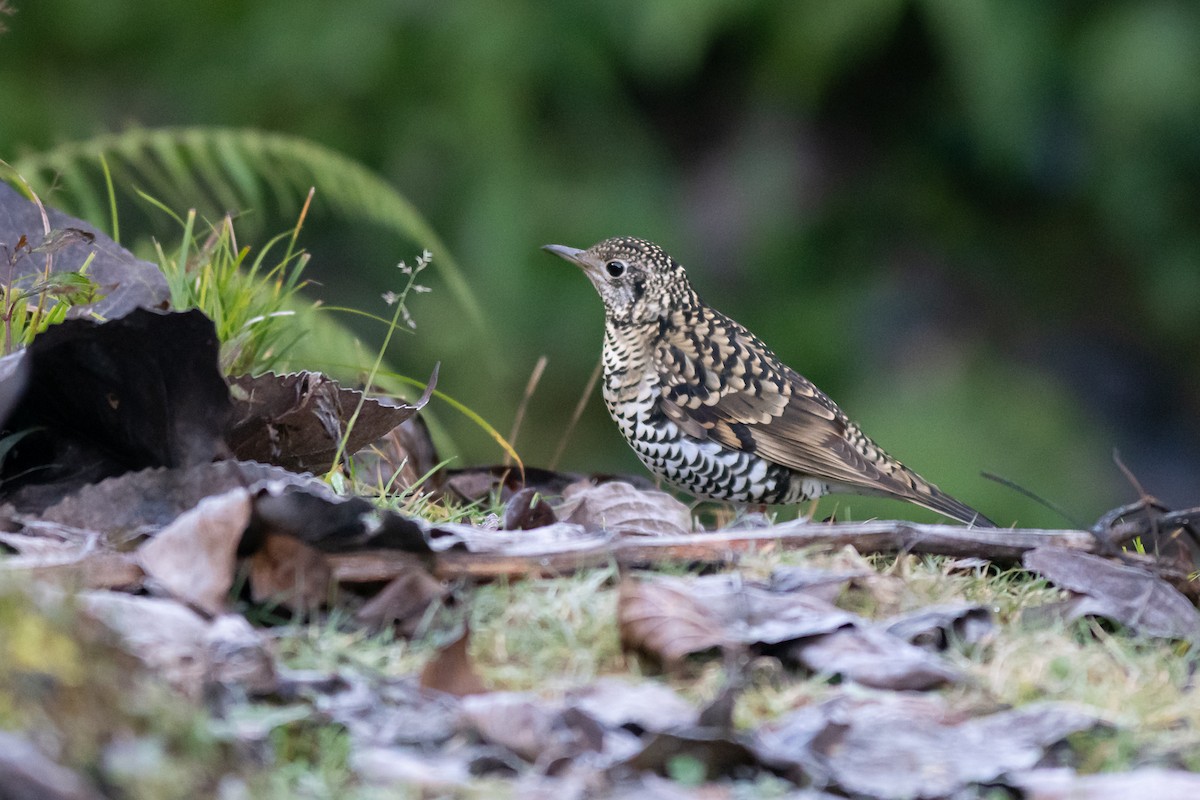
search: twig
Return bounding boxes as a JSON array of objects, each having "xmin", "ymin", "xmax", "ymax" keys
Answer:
[
  {"xmin": 505, "ymin": 355, "xmax": 548, "ymax": 465},
  {"xmin": 549, "ymin": 355, "xmax": 603, "ymax": 471}
]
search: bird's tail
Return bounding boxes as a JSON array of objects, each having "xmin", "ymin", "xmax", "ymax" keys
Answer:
[{"xmin": 905, "ymin": 484, "xmax": 996, "ymax": 528}]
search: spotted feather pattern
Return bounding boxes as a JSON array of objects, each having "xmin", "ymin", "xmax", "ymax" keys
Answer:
[{"xmin": 560, "ymin": 236, "xmax": 994, "ymax": 526}]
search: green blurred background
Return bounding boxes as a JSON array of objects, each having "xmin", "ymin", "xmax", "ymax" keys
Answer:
[{"xmin": 3, "ymin": 0, "xmax": 1198, "ymax": 527}]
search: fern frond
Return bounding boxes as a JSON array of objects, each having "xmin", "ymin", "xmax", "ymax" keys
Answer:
[{"xmin": 11, "ymin": 126, "xmax": 483, "ymax": 328}]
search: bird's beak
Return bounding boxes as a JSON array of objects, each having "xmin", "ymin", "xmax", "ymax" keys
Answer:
[
  {"xmin": 542, "ymin": 244, "xmax": 587, "ymax": 264},
  {"xmin": 544, "ymin": 243, "xmax": 607, "ymax": 290}
]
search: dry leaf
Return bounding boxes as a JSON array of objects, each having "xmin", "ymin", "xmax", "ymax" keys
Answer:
[
  {"xmin": 625, "ymin": 727, "xmax": 760, "ymax": 783},
  {"xmin": 39, "ymin": 460, "xmax": 325, "ymax": 542},
  {"xmin": 248, "ymin": 533, "xmax": 332, "ymax": 613},
  {"xmin": 557, "ymin": 480, "xmax": 693, "ymax": 536},
  {"xmin": 767, "ymin": 565, "xmax": 872, "ymax": 604},
  {"xmin": 566, "ymin": 677, "xmax": 697, "ymax": 734},
  {"xmin": 618, "ymin": 575, "xmax": 727, "ymax": 666},
  {"xmin": 460, "ymin": 692, "xmax": 604, "ymax": 764},
  {"xmin": 1023, "ymin": 547, "xmax": 1200, "ymax": 644},
  {"xmin": 0, "ymin": 309, "xmax": 233, "ymax": 512},
  {"xmin": 227, "ymin": 365, "xmax": 436, "ymax": 474},
  {"xmin": 755, "ymin": 693, "xmax": 1102, "ymax": 799},
  {"xmin": 502, "ymin": 486, "xmax": 557, "ymax": 531},
  {"xmin": 883, "ymin": 603, "xmax": 994, "ymax": 649},
  {"xmin": 795, "ymin": 627, "xmax": 962, "ymax": 690},
  {"xmin": 137, "ymin": 488, "xmax": 252, "ymax": 615},
  {"xmin": 251, "ymin": 488, "xmax": 431, "ymax": 555},
  {"xmin": 419, "ymin": 626, "xmax": 487, "ymax": 696},
  {"xmin": 354, "ymin": 562, "xmax": 447, "ymax": 635}
]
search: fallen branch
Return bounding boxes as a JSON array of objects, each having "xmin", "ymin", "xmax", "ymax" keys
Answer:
[{"xmin": 330, "ymin": 519, "xmax": 1105, "ymax": 582}]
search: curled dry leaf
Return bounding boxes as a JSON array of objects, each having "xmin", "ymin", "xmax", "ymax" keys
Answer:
[
  {"xmin": 624, "ymin": 726, "xmax": 760, "ymax": 783},
  {"xmin": 0, "ymin": 527, "xmax": 143, "ymax": 590},
  {"xmin": 556, "ymin": 480, "xmax": 693, "ymax": 536},
  {"xmin": 251, "ymin": 488, "xmax": 431, "ymax": 555},
  {"xmin": 1023, "ymin": 547, "xmax": 1200, "ymax": 644},
  {"xmin": 227, "ymin": 364, "xmax": 437, "ymax": 474},
  {"xmin": 617, "ymin": 575, "xmax": 727, "ymax": 667},
  {"xmin": 419, "ymin": 626, "xmax": 487, "ymax": 697},
  {"xmin": 617, "ymin": 573, "xmax": 963, "ymax": 690},
  {"xmin": 137, "ymin": 488, "xmax": 252, "ymax": 616}
]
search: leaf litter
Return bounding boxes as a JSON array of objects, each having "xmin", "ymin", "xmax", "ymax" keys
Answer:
[{"xmin": 1, "ymin": 187, "xmax": 1199, "ymax": 797}]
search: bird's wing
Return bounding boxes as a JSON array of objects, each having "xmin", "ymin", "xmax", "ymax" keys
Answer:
[{"xmin": 652, "ymin": 310, "xmax": 992, "ymax": 525}]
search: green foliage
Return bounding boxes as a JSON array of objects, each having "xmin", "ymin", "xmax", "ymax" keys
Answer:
[
  {"xmin": 11, "ymin": 126, "xmax": 482, "ymax": 330},
  {"xmin": 149, "ymin": 199, "xmax": 312, "ymax": 375},
  {"xmin": 0, "ymin": 244, "xmax": 102, "ymax": 355}
]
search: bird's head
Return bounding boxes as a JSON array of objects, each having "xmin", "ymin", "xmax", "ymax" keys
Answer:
[{"xmin": 543, "ymin": 237, "xmax": 698, "ymax": 325}]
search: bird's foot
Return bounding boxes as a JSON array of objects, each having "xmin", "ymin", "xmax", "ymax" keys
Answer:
[{"xmin": 725, "ymin": 504, "xmax": 773, "ymax": 530}]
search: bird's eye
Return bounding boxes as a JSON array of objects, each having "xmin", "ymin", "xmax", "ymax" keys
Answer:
[{"xmin": 605, "ymin": 260, "xmax": 626, "ymax": 278}]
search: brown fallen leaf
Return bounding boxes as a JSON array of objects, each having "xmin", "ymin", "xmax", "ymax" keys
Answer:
[
  {"xmin": 617, "ymin": 575, "xmax": 728, "ymax": 667},
  {"xmin": 502, "ymin": 486, "xmax": 557, "ymax": 531},
  {"xmin": 754, "ymin": 693, "xmax": 1102, "ymax": 798},
  {"xmin": 1023, "ymin": 547, "xmax": 1200, "ymax": 644},
  {"xmin": 556, "ymin": 480, "xmax": 693, "ymax": 536},
  {"xmin": 354, "ymin": 561, "xmax": 447, "ymax": 635},
  {"xmin": 795, "ymin": 626, "xmax": 962, "ymax": 690},
  {"xmin": 137, "ymin": 488, "xmax": 252, "ymax": 616},
  {"xmin": 248, "ymin": 533, "xmax": 332, "ymax": 614},
  {"xmin": 419, "ymin": 626, "xmax": 487, "ymax": 697},
  {"xmin": 227, "ymin": 365, "xmax": 437, "ymax": 474}
]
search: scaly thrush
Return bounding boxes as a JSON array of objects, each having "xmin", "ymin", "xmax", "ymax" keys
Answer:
[{"xmin": 544, "ymin": 236, "xmax": 994, "ymax": 527}]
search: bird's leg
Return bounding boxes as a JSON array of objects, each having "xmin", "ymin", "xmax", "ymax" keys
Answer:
[{"xmin": 725, "ymin": 503, "xmax": 772, "ymax": 530}]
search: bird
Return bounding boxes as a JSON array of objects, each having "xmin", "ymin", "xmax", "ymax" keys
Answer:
[{"xmin": 543, "ymin": 236, "xmax": 995, "ymax": 527}]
